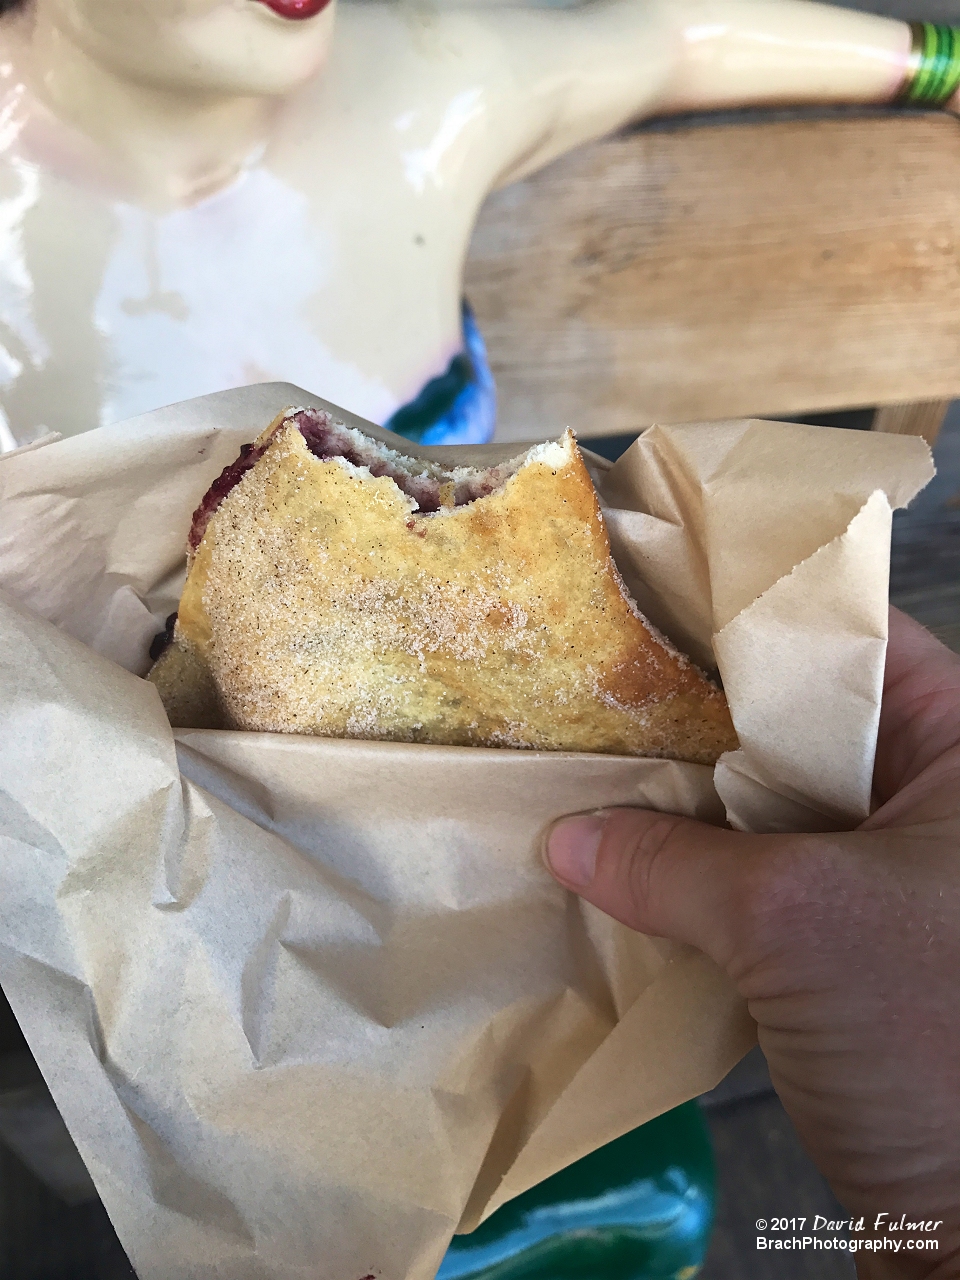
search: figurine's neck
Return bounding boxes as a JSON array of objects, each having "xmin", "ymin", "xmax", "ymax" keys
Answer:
[{"xmin": 27, "ymin": 17, "xmax": 276, "ymax": 206}]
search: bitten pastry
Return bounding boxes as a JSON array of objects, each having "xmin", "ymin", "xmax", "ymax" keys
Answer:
[{"xmin": 148, "ymin": 408, "xmax": 738, "ymax": 764}]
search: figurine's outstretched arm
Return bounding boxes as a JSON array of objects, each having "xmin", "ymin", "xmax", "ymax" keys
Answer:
[{"xmin": 482, "ymin": 0, "xmax": 925, "ymax": 187}]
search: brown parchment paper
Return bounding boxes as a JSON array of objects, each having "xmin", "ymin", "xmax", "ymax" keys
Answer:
[{"xmin": 0, "ymin": 385, "xmax": 933, "ymax": 1280}]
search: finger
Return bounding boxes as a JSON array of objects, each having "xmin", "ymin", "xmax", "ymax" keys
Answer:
[
  {"xmin": 544, "ymin": 806, "xmax": 771, "ymax": 969},
  {"xmin": 874, "ymin": 607, "xmax": 960, "ymax": 802}
]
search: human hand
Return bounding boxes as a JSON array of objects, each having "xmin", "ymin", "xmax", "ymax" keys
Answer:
[{"xmin": 544, "ymin": 608, "xmax": 960, "ymax": 1278}]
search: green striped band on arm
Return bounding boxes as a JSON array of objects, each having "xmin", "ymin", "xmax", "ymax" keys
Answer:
[{"xmin": 897, "ymin": 22, "xmax": 960, "ymax": 106}]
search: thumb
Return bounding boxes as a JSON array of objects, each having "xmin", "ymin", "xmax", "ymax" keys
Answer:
[{"xmin": 544, "ymin": 807, "xmax": 773, "ymax": 970}]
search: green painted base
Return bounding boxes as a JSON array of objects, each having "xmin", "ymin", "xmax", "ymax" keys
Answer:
[{"xmin": 438, "ymin": 1102, "xmax": 715, "ymax": 1280}]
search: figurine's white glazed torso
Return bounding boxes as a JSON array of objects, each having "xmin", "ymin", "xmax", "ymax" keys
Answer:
[{"xmin": 0, "ymin": 0, "xmax": 912, "ymax": 446}]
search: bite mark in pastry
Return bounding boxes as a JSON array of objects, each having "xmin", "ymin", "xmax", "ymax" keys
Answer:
[{"xmin": 148, "ymin": 408, "xmax": 738, "ymax": 764}]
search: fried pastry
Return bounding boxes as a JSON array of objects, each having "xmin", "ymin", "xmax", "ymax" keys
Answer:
[{"xmin": 148, "ymin": 409, "xmax": 737, "ymax": 764}]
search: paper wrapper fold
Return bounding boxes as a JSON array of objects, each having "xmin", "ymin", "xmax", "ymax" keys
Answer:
[{"xmin": 0, "ymin": 386, "xmax": 933, "ymax": 1279}]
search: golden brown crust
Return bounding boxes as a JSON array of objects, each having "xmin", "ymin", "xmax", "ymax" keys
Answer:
[
  {"xmin": 149, "ymin": 420, "xmax": 737, "ymax": 764},
  {"xmin": 147, "ymin": 639, "xmax": 224, "ymax": 730}
]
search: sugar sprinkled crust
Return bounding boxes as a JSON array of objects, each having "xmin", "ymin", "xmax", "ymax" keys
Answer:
[
  {"xmin": 150, "ymin": 410, "xmax": 738, "ymax": 764},
  {"xmin": 186, "ymin": 407, "xmax": 557, "ymax": 557}
]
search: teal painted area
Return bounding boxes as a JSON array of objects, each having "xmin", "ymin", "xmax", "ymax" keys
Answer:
[
  {"xmin": 438, "ymin": 1102, "xmax": 714, "ymax": 1279},
  {"xmin": 385, "ymin": 301, "xmax": 496, "ymax": 445}
]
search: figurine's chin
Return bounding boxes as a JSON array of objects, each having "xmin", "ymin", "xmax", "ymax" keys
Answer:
[{"xmin": 256, "ymin": 0, "xmax": 332, "ymax": 18}]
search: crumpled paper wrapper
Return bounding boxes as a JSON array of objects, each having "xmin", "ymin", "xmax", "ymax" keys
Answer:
[{"xmin": 0, "ymin": 385, "xmax": 933, "ymax": 1280}]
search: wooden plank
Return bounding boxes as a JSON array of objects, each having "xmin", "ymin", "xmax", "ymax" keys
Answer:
[
  {"xmin": 872, "ymin": 398, "xmax": 949, "ymax": 444},
  {"xmin": 466, "ymin": 115, "xmax": 960, "ymax": 442}
]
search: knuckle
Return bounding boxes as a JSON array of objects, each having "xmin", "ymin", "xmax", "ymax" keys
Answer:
[{"xmin": 617, "ymin": 812, "xmax": 689, "ymax": 918}]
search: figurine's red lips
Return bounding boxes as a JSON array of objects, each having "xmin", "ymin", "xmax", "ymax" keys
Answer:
[{"xmin": 257, "ymin": 0, "xmax": 331, "ymax": 18}]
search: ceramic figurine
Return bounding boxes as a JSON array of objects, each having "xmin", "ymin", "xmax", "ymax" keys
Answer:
[{"xmin": 0, "ymin": 0, "xmax": 957, "ymax": 449}]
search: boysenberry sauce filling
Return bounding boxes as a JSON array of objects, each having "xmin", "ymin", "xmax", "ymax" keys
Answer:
[
  {"xmin": 187, "ymin": 408, "xmax": 509, "ymax": 555},
  {"xmin": 188, "ymin": 441, "xmax": 271, "ymax": 553},
  {"xmin": 149, "ymin": 612, "xmax": 178, "ymax": 662}
]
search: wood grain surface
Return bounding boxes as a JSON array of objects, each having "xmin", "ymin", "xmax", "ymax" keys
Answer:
[
  {"xmin": 872, "ymin": 397, "xmax": 950, "ymax": 444},
  {"xmin": 467, "ymin": 114, "xmax": 960, "ymax": 441}
]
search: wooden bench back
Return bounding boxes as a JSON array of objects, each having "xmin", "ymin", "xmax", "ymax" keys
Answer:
[{"xmin": 466, "ymin": 114, "xmax": 960, "ymax": 444}]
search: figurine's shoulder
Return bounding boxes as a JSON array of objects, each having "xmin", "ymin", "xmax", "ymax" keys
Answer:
[
  {"xmin": 285, "ymin": 3, "xmax": 521, "ymax": 164},
  {"xmin": 321, "ymin": 1, "xmax": 663, "ymax": 123},
  {"xmin": 320, "ymin": 2, "xmax": 536, "ymax": 101},
  {"xmin": 278, "ymin": 0, "xmax": 670, "ymax": 202},
  {"xmin": 332, "ymin": 1, "xmax": 509, "ymax": 44}
]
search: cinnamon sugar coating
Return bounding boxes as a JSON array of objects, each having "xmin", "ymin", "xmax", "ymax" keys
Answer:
[{"xmin": 149, "ymin": 414, "xmax": 737, "ymax": 764}]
